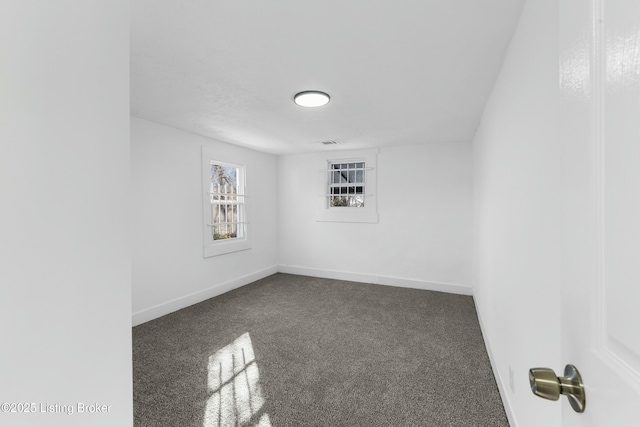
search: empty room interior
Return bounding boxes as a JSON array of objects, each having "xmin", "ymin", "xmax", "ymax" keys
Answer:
[{"xmin": 3, "ymin": 0, "xmax": 639, "ymax": 427}]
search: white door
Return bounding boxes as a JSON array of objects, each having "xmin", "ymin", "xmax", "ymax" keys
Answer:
[{"xmin": 560, "ymin": 0, "xmax": 640, "ymax": 425}]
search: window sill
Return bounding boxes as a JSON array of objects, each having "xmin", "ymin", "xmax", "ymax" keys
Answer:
[
  {"xmin": 204, "ymin": 238, "xmax": 251, "ymax": 258},
  {"xmin": 316, "ymin": 208, "xmax": 378, "ymax": 223}
]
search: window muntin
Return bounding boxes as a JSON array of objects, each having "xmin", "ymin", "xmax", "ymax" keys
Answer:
[
  {"xmin": 209, "ymin": 161, "xmax": 246, "ymax": 241},
  {"xmin": 328, "ymin": 161, "xmax": 366, "ymax": 208}
]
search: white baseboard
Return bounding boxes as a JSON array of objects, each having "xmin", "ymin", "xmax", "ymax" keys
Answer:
[
  {"xmin": 132, "ymin": 264, "xmax": 278, "ymax": 326},
  {"xmin": 473, "ymin": 294, "xmax": 518, "ymax": 427},
  {"xmin": 132, "ymin": 264, "xmax": 472, "ymax": 326},
  {"xmin": 277, "ymin": 265, "xmax": 472, "ymax": 295}
]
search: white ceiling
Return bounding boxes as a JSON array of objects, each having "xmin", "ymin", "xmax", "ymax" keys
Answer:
[{"xmin": 131, "ymin": 0, "xmax": 524, "ymax": 155}]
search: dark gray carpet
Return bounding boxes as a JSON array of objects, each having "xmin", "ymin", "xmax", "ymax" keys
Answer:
[{"xmin": 133, "ymin": 273, "xmax": 508, "ymax": 427}]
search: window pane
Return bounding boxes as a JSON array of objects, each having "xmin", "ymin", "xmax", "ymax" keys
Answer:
[
  {"xmin": 327, "ymin": 161, "xmax": 366, "ymax": 209},
  {"xmin": 330, "ymin": 196, "xmax": 349, "ymax": 207},
  {"xmin": 213, "ymin": 225, "xmax": 238, "ymax": 241},
  {"xmin": 211, "ymin": 164, "xmax": 238, "ymax": 195}
]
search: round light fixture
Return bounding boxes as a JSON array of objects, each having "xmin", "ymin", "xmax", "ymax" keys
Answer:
[{"xmin": 294, "ymin": 91, "xmax": 330, "ymax": 107}]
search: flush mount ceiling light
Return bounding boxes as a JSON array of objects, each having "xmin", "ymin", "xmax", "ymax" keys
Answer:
[{"xmin": 294, "ymin": 91, "xmax": 330, "ymax": 107}]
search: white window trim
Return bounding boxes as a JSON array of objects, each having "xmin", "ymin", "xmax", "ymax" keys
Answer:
[
  {"xmin": 316, "ymin": 148, "xmax": 379, "ymax": 223},
  {"xmin": 202, "ymin": 146, "xmax": 251, "ymax": 258}
]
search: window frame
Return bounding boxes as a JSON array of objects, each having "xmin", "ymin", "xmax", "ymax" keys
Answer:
[
  {"xmin": 202, "ymin": 147, "xmax": 251, "ymax": 258},
  {"xmin": 316, "ymin": 148, "xmax": 379, "ymax": 223}
]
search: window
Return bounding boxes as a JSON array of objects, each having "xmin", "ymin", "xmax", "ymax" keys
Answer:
[
  {"xmin": 210, "ymin": 162, "xmax": 245, "ymax": 241},
  {"xmin": 316, "ymin": 149, "xmax": 378, "ymax": 223},
  {"xmin": 202, "ymin": 147, "xmax": 251, "ymax": 257},
  {"xmin": 328, "ymin": 162, "xmax": 366, "ymax": 208}
]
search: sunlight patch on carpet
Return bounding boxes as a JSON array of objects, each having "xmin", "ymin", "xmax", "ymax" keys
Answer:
[{"xmin": 203, "ymin": 332, "xmax": 271, "ymax": 427}]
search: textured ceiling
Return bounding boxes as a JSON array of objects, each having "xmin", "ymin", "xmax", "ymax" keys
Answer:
[{"xmin": 131, "ymin": 0, "xmax": 524, "ymax": 154}]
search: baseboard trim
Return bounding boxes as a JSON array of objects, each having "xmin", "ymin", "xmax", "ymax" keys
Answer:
[
  {"xmin": 473, "ymin": 294, "xmax": 518, "ymax": 427},
  {"xmin": 132, "ymin": 264, "xmax": 472, "ymax": 326},
  {"xmin": 132, "ymin": 264, "xmax": 278, "ymax": 326},
  {"xmin": 277, "ymin": 265, "xmax": 472, "ymax": 295}
]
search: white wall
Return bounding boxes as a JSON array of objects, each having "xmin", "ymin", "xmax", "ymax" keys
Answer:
[
  {"xmin": 472, "ymin": 0, "xmax": 561, "ymax": 426},
  {"xmin": 131, "ymin": 118, "xmax": 279, "ymax": 325},
  {"xmin": 0, "ymin": 2, "xmax": 131, "ymax": 426},
  {"xmin": 278, "ymin": 143, "xmax": 473, "ymax": 293}
]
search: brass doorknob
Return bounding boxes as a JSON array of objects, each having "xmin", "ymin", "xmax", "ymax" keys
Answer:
[{"xmin": 529, "ymin": 364, "xmax": 586, "ymax": 413}]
